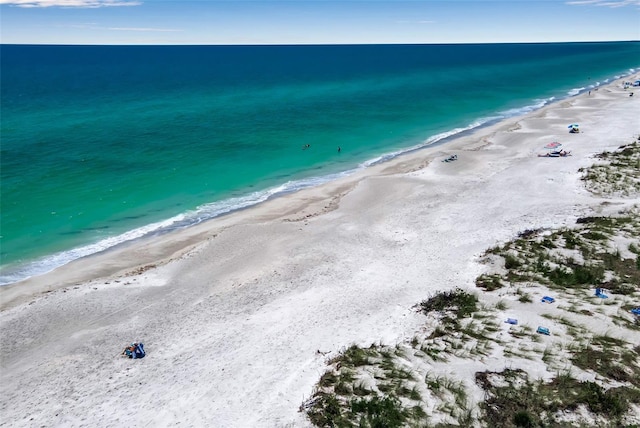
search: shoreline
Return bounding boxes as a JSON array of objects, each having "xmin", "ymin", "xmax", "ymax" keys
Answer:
[
  {"xmin": 1, "ymin": 75, "xmax": 639, "ymax": 426},
  {"xmin": 0, "ymin": 71, "xmax": 626, "ymax": 291},
  {"xmin": 0, "ymin": 75, "xmax": 628, "ymax": 307}
]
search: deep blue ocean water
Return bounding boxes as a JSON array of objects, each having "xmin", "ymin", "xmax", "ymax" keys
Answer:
[{"xmin": 1, "ymin": 42, "xmax": 639, "ymax": 284}]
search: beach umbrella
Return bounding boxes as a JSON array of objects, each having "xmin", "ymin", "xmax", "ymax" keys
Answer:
[{"xmin": 568, "ymin": 124, "xmax": 579, "ymax": 128}]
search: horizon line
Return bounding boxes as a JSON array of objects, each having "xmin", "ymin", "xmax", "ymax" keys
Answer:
[{"xmin": 2, "ymin": 39, "xmax": 639, "ymax": 47}]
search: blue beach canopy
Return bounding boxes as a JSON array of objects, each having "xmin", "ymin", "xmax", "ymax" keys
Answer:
[{"xmin": 568, "ymin": 124, "xmax": 579, "ymax": 128}]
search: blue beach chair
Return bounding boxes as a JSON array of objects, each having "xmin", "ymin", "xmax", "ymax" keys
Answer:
[
  {"xmin": 631, "ymin": 308, "xmax": 640, "ymax": 316},
  {"xmin": 536, "ymin": 326, "xmax": 550, "ymax": 335},
  {"xmin": 541, "ymin": 296, "xmax": 555, "ymax": 304},
  {"xmin": 595, "ymin": 288, "xmax": 608, "ymax": 299}
]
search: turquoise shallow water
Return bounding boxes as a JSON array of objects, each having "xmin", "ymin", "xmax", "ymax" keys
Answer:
[{"xmin": 1, "ymin": 42, "xmax": 639, "ymax": 284}]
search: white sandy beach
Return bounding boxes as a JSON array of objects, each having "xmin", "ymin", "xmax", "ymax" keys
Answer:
[{"xmin": 1, "ymin": 77, "xmax": 639, "ymax": 427}]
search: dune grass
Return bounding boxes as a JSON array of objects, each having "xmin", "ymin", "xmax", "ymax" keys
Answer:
[
  {"xmin": 476, "ymin": 368, "xmax": 640, "ymax": 427},
  {"xmin": 579, "ymin": 140, "xmax": 640, "ymax": 197},
  {"xmin": 571, "ymin": 335, "xmax": 640, "ymax": 387},
  {"xmin": 476, "ymin": 205, "xmax": 640, "ymax": 300},
  {"xmin": 303, "ymin": 139, "xmax": 640, "ymax": 427}
]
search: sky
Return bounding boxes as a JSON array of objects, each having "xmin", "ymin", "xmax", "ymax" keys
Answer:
[{"xmin": 0, "ymin": 0, "xmax": 639, "ymax": 45}]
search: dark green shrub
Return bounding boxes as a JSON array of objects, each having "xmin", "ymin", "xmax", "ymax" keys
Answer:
[
  {"xmin": 476, "ymin": 274, "xmax": 503, "ymax": 291},
  {"xmin": 582, "ymin": 231, "xmax": 609, "ymax": 241},
  {"xmin": 513, "ymin": 410, "xmax": 535, "ymax": 427},
  {"xmin": 306, "ymin": 393, "xmax": 345, "ymax": 427},
  {"xmin": 350, "ymin": 396, "xmax": 407, "ymax": 428},
  {"xmin": 318, "ymin": 371, "xmax": 338, "ymax": 388},
  {"xmin": 579, "ymin": 382, "xmax": 627, "ymax": 417},
  {"xmin": 504, "ymin": 254, "xmax": 521, "ymax": 269},
  {"xmin": 545, "ymin": 264, "xmax": 603, "ymax": 286},
  {"xmin": 341, "ymin": 345, "xmax": 372, "ymax": 367},
  {"xmin": 419, "ymin": 288, "xmax": 478, "ymax": 318}
]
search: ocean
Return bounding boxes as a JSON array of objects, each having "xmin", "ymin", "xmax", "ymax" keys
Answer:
[{"xmin": 1, "ymin": 42, "xmax": 639, "ymax": 285}]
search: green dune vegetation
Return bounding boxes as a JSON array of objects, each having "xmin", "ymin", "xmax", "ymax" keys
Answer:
[{"xmin": 301, "ymin": 139, "xmax": 640, "ymax": 427}]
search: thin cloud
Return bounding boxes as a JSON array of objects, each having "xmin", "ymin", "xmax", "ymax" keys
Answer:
[
  {"xmin": 107, "ymin": 27, "xmax": 182, "ymax": 32},
  {"xmin": 0, "ymin": 0, "xmax": 141, "ymax": 8},
  {"xmin": 396, "ymin": 20, "xmax": 436, "ymax": 24},
  {"xmin": 566, "ymin": 0, "xmax": 640, "ymax": 7},
  {"xmin": 59, "ymin": 23, "xmax": 182, "ymax": 32}
]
